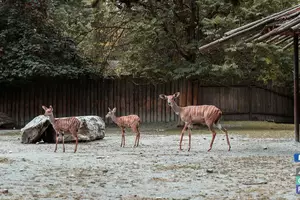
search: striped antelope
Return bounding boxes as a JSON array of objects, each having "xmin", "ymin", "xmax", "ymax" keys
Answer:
[
  {"xmin": 42, "ymin": 105, "xmax": 81, "ymax": 153},
  {"xmin": 159, "ymin": 92, "xmax": 231, "ymax": 152},
  {"xmin": 106, "ymin": 107, "xmax": 141, "ymax": 147}
]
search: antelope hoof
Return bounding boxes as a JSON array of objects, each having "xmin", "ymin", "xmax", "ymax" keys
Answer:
[
  {"xmin": 228, "ymin": 147, "xmax": 231, "ymax": 151},
  {"xmin": 207, "ymin": 148, "xmax": 212, "ymax": 152},
  {"xmin": 188, "ymin": 148, "xmax": 191, "ymax": 152}
]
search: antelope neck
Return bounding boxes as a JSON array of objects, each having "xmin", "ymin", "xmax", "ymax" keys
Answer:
[
  {"xmin": 110, "ymin": 114, "xmax": 119, "ymax": 123},
  {"xmin": 171, "ymin": 101, "xmax": 181, "ymax": 115},
  {"xmin": 48, "ymin": 114, "xmax": 56, "ymax": 124}
]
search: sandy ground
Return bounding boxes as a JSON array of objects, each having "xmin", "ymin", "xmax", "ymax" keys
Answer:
[{"xmin": 1, "ymin": 126, "xmax": 300, "ymax": 200}]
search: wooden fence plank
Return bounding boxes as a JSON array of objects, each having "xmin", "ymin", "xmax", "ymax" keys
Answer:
[
  {"xmin": 147, "ymin": 84, "xmax": 151, "ymax": 122},
  {"xmin": 0, "ymin": 79, "xmax": 294, "ymax": 127}
]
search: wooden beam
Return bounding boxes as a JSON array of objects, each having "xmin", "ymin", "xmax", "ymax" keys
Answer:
[
  {"xmin": 265, "ymin": 35, "xmax": 281, "ymax": 43},
  {"xmin": 245, "ymin": 33, "xmax": 262, "ymax": 42},
  {"xmin": 294, "ymin": 32, "xmax": 299, "ymax": 142},
  {"xmin": 292, "ymin": 23, "xmax": 300, "ymax": 30},
  {"xmin": 283, "ymin": 41, "xmax": 294, "ymax": 50},
  {"xmin": 199, "ymin": 6, "xmax": 300, "ymax": 52},
  {"xmin": 225, "ymin": 5, "xmax": 300, "ymax": 36},
  {"xmin": 275, "ymin": 35, "xmax": 291, "ymax": 45},
  {"xmin": 255, "ymin": 16, "xmax": 300, "ymax": 42}
]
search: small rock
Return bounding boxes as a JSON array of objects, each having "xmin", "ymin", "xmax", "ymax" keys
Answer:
[
  {"xmin": 203, "ymin": 138, "xmax": 206, "ymax": 140},
  {"xmin": 21, "ymin": 158, "xmax": 26, "ymax": 161},
  {"xmin": 263, "ymin": 147, "xmax": 268, "ymax": 150},
  {"xmin": 206, "ymin": 169, "xmax": 213, "ymax": 173},
  {"xmin": 230, "ymin": 137, "xmax": 234, "ymax": 139},
  {"xmin": 140, "ymin": 152, "xmax": 143, "ymax": 155},
  {"xmin": 96, "ymin": 156, "xmax": 105, "ymax": 159},
  {"xmin": 243, "ymin": 179, "xmax": 268, "ymax": 185},
  {"xmin": 1, "ymin": 189, "xmax": 8, "ymax": 194},
  {"xmin": 20, "ymin": 169, "xmax": 24, "ymax": 172},
  {"xmin": 8, "ymin": 151, "xmax": 12, "ymax": 154},
  {"xmin": 102, "ymin": 169, "xmax": 108, "ymax": 173},
  {"xmin": 90, "ymin": 181, "xmax": 96, "ymax": 184}
]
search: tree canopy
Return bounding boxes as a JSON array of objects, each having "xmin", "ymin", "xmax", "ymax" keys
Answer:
[
  {"xmin": 0, "ymin": 0, "xmax": 97, "ymax": 84},
  {"xmin": 0, "ymin": 0, "xmax": 298, "ymax": 89}
]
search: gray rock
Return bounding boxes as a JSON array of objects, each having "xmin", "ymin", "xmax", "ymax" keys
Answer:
[
  {"xmin": 20, "ymin": 115, "xmax": 105, "ymax": 144},
  {"xmin": 243, "ymin": 178, "xmax": 268, "ymax": 185},
  {"xmin": 1, "ymin": 189, "xmax": 8, "ymax": 194}
]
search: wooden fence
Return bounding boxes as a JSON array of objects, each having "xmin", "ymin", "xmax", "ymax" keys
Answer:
[{"xmin": 0, "ymin": 78, "xmax": 294, "ymax": 128}]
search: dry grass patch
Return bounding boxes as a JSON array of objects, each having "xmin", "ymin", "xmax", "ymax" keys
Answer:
[
  {"xmin": 154, "ymin": 163, "xmax": 201, "ymax": 171},
  {"xmin": 0, "ymin": 157, "xmax": 12, "ymax": 164},
  {"xmin": 162, "ymin": 121, "xmax": 294, "ymax": 138},
  {"xmin": 121, "ymin": 196, "xmax": 188, "ymax": 200},
  {"xmin": 151, "ymin": 177, "xmax": 171, "ymax": 182}
]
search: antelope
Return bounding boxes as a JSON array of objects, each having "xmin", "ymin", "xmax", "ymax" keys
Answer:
[
  {"xmin": 106, "ymin": 107, "xmax": 141, "ymax": 147},
  {"xmin": 42, "ymin": 105, "xmax": 81, "ymax": 153},
  {"xmin": 159, "ymin": 92, "xmax": 231, "ymax": 152}
]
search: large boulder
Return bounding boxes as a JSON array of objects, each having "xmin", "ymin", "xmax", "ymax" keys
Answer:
[{"xmin": 20, "ymin": 115, "xmax": 105, "ymax": 144}]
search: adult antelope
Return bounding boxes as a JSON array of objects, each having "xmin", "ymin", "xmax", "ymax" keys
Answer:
[
  {"xmin": 42, "ymin": 105, "xmax": 81, "ymax": 153},
  {"xmin": 159, "ymin": 92, "xmax": 231, "ymax": 152},
  {"xmin": 106, "ymin": 107, "xmax": 141, "ymax": 147}
]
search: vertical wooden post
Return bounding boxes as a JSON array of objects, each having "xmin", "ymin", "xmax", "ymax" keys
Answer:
[
  {"xmin": 294, "ymin": 33, "xmax": 299, "ymax": 142},
  {"xmin": 248, "ymin": 85, "xmax": 252, "ymax": 120}
]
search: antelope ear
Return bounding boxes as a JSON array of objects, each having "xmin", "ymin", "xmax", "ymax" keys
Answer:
[
  {"xmin": 108, "ymin": 107, "xmax": 111, "ymax": 111},
  {"xmin": 112, "ymin": 107, "xmax": 116, "ymax": 112},
  {"xmin": 49, "ymin": 105, "xmax": 53, "ymax": 111},
  {"xmin": 159, "ymin": 94, "xmax": 167, "ymax": 100},
  {"xmin": 42, "ymin": 105, "xmax": 47, "ymax": 110},
  {"xmin": 173, "ymin": 92, "xmax": 180, "ymax": 98}
]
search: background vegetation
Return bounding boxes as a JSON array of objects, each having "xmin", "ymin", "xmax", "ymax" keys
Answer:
[{"xmin": 0, "ymin": 0, "xmax": 298, "ymax": 90}]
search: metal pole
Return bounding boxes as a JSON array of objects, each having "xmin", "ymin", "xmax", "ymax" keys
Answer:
[{"xmin": 294, "ymin": 33, "xmax": 299, "ymax": 142}]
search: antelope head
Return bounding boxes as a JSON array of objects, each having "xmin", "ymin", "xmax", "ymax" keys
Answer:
[
  {"xmin": 159, "ymin": 92, "xmax": 180, "ymax": 107},
  {"xmin": 42, "ymin": 105, "xmax": 53, "ymax": 116},
  {"xmin": 106, "ymin": 107, "xmax": 116, "ymax": 119}
]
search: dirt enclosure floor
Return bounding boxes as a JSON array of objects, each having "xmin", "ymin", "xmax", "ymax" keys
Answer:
[{"xmin": 1, "ymin": 121, "xmax": 300, "ymax": 200}]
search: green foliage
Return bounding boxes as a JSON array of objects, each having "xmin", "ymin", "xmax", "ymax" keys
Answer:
[
  {"xmin": 106, "ymin": 0, "xmax": 296, "ymax": 86},
  {"xmin": 1, "ymin": 0, "xmax": 297, "ymax": 89},
  {"xmin": 0, "ymin": 0, "xmax": 96, "ymax": 83}
]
